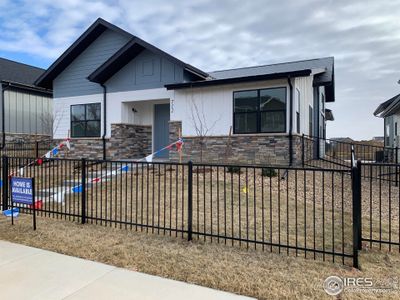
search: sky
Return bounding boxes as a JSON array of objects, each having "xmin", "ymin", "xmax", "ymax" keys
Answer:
[{"xmin": 0, "ymin": 0, "xmax": 399, "ymax": 140}]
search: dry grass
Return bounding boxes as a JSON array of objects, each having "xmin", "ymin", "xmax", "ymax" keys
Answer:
[
  {"xmin": 0, "ymin": 215, "xmax": 399, "ymax": 300},
  {"xmin": 6, "ymin": 160, "xmax": 400, "ymax": 262},
  {"xmin": 7, "ymin": 162, "xmax": 357, "ymax": 264}
]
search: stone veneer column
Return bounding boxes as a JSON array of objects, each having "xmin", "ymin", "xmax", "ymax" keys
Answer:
[{"xmin": 108, "ymin": 123, "xmax": 152, "ymax": 160}]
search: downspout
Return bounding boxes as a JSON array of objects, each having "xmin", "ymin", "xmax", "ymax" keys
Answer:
[
  {"xmin": 1, "ymin": 82, "xmax": 10, "ymax": 149},
  {"xmin": 288, "ymin": 76, "xmax": 293, "ymax": 166},
  {"xmin": 101, "ymin": 84, "xmax": 107, "ymax": 160}
]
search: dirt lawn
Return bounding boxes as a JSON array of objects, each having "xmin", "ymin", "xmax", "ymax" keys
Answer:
[{"xmin": 0, "ymin": 215, "xmax": 399, "ymax": 300}]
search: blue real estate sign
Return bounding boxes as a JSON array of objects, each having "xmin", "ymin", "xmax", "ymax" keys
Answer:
[{"xmin": 11, "ymin": 177, "xmax": 34, "ymax": 205}]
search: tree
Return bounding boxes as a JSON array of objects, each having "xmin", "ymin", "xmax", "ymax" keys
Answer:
[
  {"xmin": 189, "ymin": 95, "xmax": 220, "ymax": 163},
  {"xmin": 39, "ymin": 107, "xmax": 64, "ymax": 139}
]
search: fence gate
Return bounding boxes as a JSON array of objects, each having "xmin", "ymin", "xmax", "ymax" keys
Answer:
[{"xmin": 361, "ymin": 162, "xmax": 400, "ymax": 251}]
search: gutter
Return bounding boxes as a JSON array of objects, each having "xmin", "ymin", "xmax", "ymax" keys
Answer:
[
  {"xmin": 288, "ymin": 76, "xmax": 293, "ymax": 166},
  {"xmin": 101, "ymin": 84, "xmax": 107, "ymax": 160}
]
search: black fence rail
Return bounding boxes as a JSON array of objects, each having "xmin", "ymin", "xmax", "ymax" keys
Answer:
[
  {"xmin": 0, "ymin": 140, "xmax": 54, "ymax": 158},
  {"xmin": 301, "ymin": 134, "xmax": 398, "ymax": 170},
  {"xmin": 0, "ymin": 156, "xmax": 360, "ymax": 266}
]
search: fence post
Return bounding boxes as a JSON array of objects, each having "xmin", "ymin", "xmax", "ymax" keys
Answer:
[
  {"xmin": 396, "ymin": 147, "xmax": 399, "ymax": 187},
  {"xmin": 81, "ymin": 158, "xmax": 86, "ymax": 224},
  {"xmin": 187, "ymin": 160, "xmax": 193, "ymax": 241},
  {"xmin": 301, "ymin": 134, "xmax": 305, "ymax": 167},
  {"xmin": 35, "ymin": 141, "xmax": 39, "ymax": 158},
  {"xmin": 2, "ymin": 156, "xmax": 9, "ymax": 211},
  {"xmin": 352, "ymin": 159, "xmax": 362, "ymax": 268}
]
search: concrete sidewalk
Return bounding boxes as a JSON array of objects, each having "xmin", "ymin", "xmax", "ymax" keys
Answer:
[{"xmin": 0, "ymin": 240, "xmax": 254, "ymax": 300}]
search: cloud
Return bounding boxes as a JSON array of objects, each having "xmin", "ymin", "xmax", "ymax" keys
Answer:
[{"xmin": 0, "ymin": 0, "xmax": 399, "ymax": 139}]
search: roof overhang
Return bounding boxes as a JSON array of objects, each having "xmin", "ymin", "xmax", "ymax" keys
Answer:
[
  {"xmin": 374, "ymin": 93, "xmax": 400, "ymax": 118},
  {"xmin": 1, "ymin": 80, "xmax": 52, "ymax": 96},
  {"xmin": 88, "ymin": 37, "xmax": 208, "ymax": 84},
  {"xmin": 165, "ymin": 69, "xmax": 312, "ymax": 90}
]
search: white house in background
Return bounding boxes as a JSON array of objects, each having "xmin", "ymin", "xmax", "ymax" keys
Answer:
[
  {"xmin": 374, "ymin": 93, "xmax": 400, "ymax": 148},
  {"xmin": 35, "ymin": 18, "xmax": 335, "ymax": 165}
]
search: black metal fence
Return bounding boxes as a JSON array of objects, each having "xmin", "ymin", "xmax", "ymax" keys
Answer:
[
  {"xmin": 360, "ymin": 162, "xmax": 400, "ymax": 251},
  {"xmin": 0, "ymin": 156, "xmax": 360, "ymax": 266},
  {"xmin": 301, "ymin": 134, "xmax": 398, "ymax": 170},
  {"xmin": 0, "ymin": 140, "xmax": 54, "ymax": 158}
]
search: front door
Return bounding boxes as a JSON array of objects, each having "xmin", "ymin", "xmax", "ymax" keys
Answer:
[{"xmin": 154, "ymin": 104, "xmax": 170, "ymax": 158}]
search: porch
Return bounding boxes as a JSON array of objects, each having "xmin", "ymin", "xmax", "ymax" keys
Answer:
[{"xmin": 109, "ymin": 99, "xmax": 171, "ymax": 160}]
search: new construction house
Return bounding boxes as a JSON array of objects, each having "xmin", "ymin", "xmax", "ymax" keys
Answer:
[{"xmin": 35, "ymin": 18, "xmax": 335, "ymax": 165}]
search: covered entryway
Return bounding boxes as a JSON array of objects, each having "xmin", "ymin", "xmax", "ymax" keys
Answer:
[{"xmin": 153, "ymin": 103, "xmax": 170, "ymax": 158}]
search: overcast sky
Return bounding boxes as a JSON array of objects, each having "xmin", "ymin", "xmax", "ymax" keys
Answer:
[{"xmin": 0, "ymin": 0, "xmax": 399, "ymax": 140}]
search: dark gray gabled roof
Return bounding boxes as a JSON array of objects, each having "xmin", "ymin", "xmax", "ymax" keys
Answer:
[
  {"xmin": 374, "ymin": 93, "xmax": 400, "ymax": 118},
  {"xmin": 0, "ymin": 57, "xmax": 45, "ymax": 85},
  {"xmin": 166, "ymin": 57, "xmax": 335, "ymax": 102}
]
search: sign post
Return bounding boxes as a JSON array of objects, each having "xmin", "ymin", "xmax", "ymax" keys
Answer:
[{"xmin": 10, "ymin": 177, "xmax": 36, "ymax": 230}]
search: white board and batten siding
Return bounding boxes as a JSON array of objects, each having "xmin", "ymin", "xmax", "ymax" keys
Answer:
[{"xmin": 294, "ymin": 76, "xmax": 314, "ymax": 136}]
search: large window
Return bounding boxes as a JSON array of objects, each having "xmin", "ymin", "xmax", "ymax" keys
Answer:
[
  {"xmin": 233, "ymin": 87, "xmax": 286, "ymax": 134},
  {"xmin": 71, "ymin": 103, "xmax": 101, "ymax": 137}
]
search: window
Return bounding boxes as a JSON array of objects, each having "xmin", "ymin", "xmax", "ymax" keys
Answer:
[
  {"xmin": 309, "ymin": 105, "xmax": 313, "ymax": 136},
  {"xmin": 296, "ymin": 89, "xmax": 300, "ymax": 134},
  {"xmin": 71, "ymin": 103, "xmax": 101, "ymax": 137},
  {"xmin": 233, "ymin": 87, "xmax": 286, "ymax": 134}
]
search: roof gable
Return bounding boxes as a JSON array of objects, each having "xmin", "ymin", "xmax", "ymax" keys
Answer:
[
  {"xmin": 87, "ymin": 37, "xmax": 208, "ymax": 84},
  {"xmin": 35, "ymin": 18, "xmax": 132, "ymax": 89},
  {"xmin": 36, "ymin": 18, "xmax": 207, "ymax": 89}
]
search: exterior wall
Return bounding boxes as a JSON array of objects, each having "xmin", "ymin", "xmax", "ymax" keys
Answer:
[
  {"xmin": 53, "ymin": 29, "xmax": 129, "ymax": 98},
  {"xmin": 170, "ymin": 79, "xmax": 290, "ymax": 136},
  {"xmin": 54, "ymin": 124, "xmax": 152, "ymax": 160},
  {"xmin": 5, "ymin": 133, "xmax": 51, "ymax": 143},
  {"xmin": 294, "ymin": 76, "xmax": 314, "ymax": 136},
  {"xmin": 106, "ymin": 49, "xmax": 185, "ymax": 93},
  {"xmin": 54, "ymin": 138, "xmax": 105, "ymax": 159},
  {"xmin": 169, "ymin": 121, "xmax": 302, "ymax": 165},
  {"xmin": 108, "ymin": 123, "xmax": 152, "ymax": 159},
  {"xmin": 1, "ymin": 89, "xmax": 52, "ymax": 135},
  {"xmin": 53, "ymin": 93, "xmax": 105, "ymax": 139},
  {"xmin": 53, "ymin": 88, "xmax": 172, "ymax": 139},
  {"xmin": 385, "ymin": 114, "xmax": 400, "ymax": 148}
]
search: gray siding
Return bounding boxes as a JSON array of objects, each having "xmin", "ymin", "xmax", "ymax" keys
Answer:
[
  {"xmin": 53, "ymin": 29, "xmax": 129, "ymax": 98},
  {"xmin": 106, "ymin": 49, "xmax": 184, "ymax": 93},
  {"xmin": 0, "ymin": 89, "xmax": 52, "ymax": 135}
]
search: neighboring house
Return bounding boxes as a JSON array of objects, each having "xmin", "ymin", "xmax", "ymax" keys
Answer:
[
  {"xmin": 374, "ymin": 93, "xmax": 400, "ymax": 148},
  {"xmin": 0, "ymin": 57, "xmax": 53, "ymax": 144},
  {"xmin": 35, "ymin": 18, "xmax": 335, "ymax": 165},
  {"xmin": 372, "ymin": 136, "xmax": 384, "ymax": 143}
]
